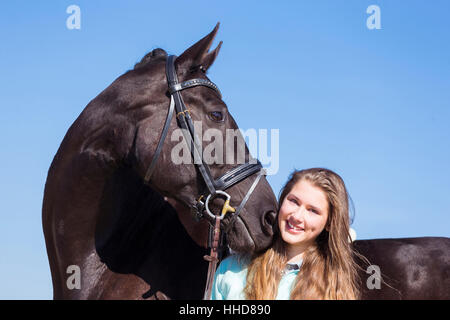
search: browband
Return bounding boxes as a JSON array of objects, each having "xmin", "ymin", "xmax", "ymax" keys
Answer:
[{"xmin": 169, "ymin": 78, "xmax": 222, "ymax": 98}]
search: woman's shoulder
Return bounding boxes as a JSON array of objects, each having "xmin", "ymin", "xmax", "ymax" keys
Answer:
[{"xmin": 213, "ymin": 253, "xmax": 250, "ymax": 300}]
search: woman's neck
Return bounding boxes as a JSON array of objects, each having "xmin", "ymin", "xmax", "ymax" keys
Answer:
[{"xmin": 285, "ymin": 243, "xmax": 310, "ymax": 264}]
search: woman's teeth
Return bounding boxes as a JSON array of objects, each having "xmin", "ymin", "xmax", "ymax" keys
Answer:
[{"xmin": 287, "ymin": 221, "xmax": 304, "ymax": 231}]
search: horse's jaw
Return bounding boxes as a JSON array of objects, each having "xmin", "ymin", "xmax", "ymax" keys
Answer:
[{"xmin": 223, "ymin": 216, "xmax": 257, "ymax": 254}]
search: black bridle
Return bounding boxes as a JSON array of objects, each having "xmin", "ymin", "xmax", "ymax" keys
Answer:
[{"xmin": 144, "ymin": 55, "xmax": 266, "ymax": 299}]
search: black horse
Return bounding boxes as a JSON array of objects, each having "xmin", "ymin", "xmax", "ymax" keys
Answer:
[{"xmin": 42, "ymin": 24, "xmax": 278, "ymax": 299}]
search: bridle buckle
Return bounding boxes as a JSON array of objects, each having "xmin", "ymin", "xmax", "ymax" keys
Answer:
[{"xmin": 191, "ymin": 195, "xmax": 205, "ymax": 222}]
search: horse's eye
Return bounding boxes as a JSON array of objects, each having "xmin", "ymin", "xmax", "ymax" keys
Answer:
[{"xmin": 208, "ymin": 111, "xmax": 224, "ymax": 122}]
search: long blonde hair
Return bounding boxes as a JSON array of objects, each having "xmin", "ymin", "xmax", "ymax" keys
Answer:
[{"xmin": 244, "ymin": 168, "xmax": 364, "ymax": 300}]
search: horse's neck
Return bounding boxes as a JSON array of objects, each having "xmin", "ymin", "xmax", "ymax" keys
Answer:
[
  {"xmin": 42, "ymin": 138, "xmax": 120, "ymax": 297},
  {"xmin": 45, "ymin": 137, "xmax": 167, "ymax": 257}
]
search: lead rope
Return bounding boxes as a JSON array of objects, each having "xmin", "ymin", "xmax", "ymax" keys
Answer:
[{"xmin": 203, "ymin": 216, "xmax": 221, "ymax": 300}]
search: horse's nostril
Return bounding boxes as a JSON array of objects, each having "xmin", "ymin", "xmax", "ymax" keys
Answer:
[{"xmin": 263, "ymin": 210, "xmax": 276, "ymax": 228}]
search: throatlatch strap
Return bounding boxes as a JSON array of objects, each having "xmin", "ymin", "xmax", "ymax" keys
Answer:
[{"xmin": 144, "ymin": 96, "xmax": 176, "ymax": 183}]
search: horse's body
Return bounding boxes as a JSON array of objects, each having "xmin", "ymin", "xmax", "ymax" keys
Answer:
[{"xmin": 354, "ymin": 237, "xmax": 450, "ymax": 299}]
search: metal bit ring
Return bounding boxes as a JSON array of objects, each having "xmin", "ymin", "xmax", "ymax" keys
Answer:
[{"xmin": 205, "ymin": 190, "xmax": 236, "ymax": 220}]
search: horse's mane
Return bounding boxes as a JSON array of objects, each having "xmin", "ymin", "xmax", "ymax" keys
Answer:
[{"xmin": 133, "ymin": 48, "xmax": 168, "ymax": 70}]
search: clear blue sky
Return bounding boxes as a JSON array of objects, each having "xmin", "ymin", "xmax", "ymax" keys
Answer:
[{"xmin": 0, "ymin": 1, "xmax": 449, "ymax": 299}]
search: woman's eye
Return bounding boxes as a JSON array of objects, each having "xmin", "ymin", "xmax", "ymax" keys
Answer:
[
  {"xmin": 289, "ymin": 198, "xmax": 298, "ymax": 205},
  {"xmin": 208, "ymin": 111, "xmax": 224, "ymax": 122}
]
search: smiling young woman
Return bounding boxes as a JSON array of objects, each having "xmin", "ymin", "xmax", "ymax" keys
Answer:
[{"xmin": 212, "ymin": 168, "xmax": 365, "ymax": 300}]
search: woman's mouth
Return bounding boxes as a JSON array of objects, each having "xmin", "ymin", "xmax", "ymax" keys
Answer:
[{"xmin": 286, "ymin": 221, "xmax": 304, "ymax": 234}]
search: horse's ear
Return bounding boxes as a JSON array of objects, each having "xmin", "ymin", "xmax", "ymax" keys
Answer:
[{"xmin": 176, "ymin": 22, "xmax": 222, "ymax": 73}]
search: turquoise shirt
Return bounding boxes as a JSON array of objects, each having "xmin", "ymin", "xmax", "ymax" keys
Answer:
[{"xmin": 212, "ymin": 254, "xmax": 303, "ymax": 300}]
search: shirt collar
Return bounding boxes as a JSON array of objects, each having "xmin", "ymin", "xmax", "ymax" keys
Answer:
[{"xmin": 284, "ymin": 259, "xmax": 303, "ymax": 274}]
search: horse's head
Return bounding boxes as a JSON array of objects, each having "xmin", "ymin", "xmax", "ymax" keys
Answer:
[{"xmin": 128, "ymin": 24, "xmax": 277, "ymax": 254}]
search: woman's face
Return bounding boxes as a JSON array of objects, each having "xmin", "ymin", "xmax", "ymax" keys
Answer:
[{"xmin": 278, "ymin": 179, "xmax": 329, "ymax": 251}]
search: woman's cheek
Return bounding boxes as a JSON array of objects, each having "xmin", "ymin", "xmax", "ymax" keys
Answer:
[{"xmin": 310, "ymin": 216, "xmax": 326, "ymax": 233}]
